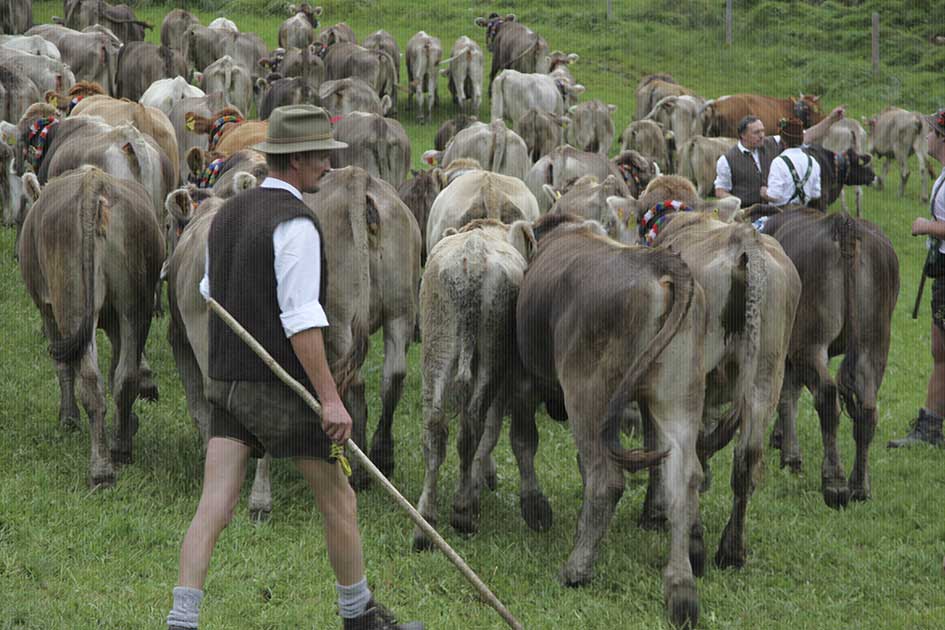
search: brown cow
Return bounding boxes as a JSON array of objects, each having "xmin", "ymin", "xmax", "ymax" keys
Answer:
[
  {"xmin": 115, "ymin": 41, "xmax": 188, "ymax": 102},
  {"xmin": 160, "ymin": 8, "xmax": 199, "ymax": 53},
  {"xmin": 474, "ymin": 13, "xmax": 549, "ymax": 88},
  {"xmin": 18, "ymin": 166, "xmax": 164, "ymax": 487},
  {"xmin": 330, "ymin": 111, "xmax": 411, "ymax": 189},
  {"xmin": 762, "ymin": 208, "xmax": 899, "ymax": 508},
  {"xmin": 278, "ymin": 3, "xmax": 321, "ymax": 49},
  {"xmin": 186, "ymin": 107, "xmax": 267, "ymax": 156},
  {"xmin": 513, "ymin": 212, "xmax": 705, "ymax": 628},
  {"xmin": 398, "ymin": 169, "xmax": 441, "ymax": 265},
  {"xmin": 698, "ymin": 93, "xmax": 824, "ymax": 138},
  {"xmin": 866, "ymin": 107, "xmax": 939, "ymax": 202}
]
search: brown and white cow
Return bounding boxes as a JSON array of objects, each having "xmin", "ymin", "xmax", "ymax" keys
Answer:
[
  {"xmin": 331, "ymin": 112, "xmax": 411, "ymax": 189},
  {"xmin": 474, "ymin": 13, "xmax": 549, "ymax": 87},
  {"xmin": 426, "ymin": 166, "xmax": 540, "ymax": 254},
  {"xmin": 406, "ymin": 31, "xmax": 442, "ymax": 122},
  {"xmin": 278, "ymin": 3, "xmax": 321, "ymax": 49},
  {"xmin": 762, "ymin": 208, "xmax": 899, "ymax": 508},
  {"xmin": 609, "ymin": 175, "xmax": 800, "ymax": 570},
  {"xmin": 513, "ymin": 212, "xmax": 705, "ymax": 628},
  {"xmin": 440, "ymin": 35, "xmax": 484, "ymax": 116},
  {"xmin": 19, "ymin": 166, "xmax": 164, "ymax": 487},
  {"xmin": 697, "ymin": 93, "xmax": 824, "ymax": 139},
  {"xmin": 425, "ymin": 119, "xmax": 531, "ymax": 181},
  {"xmin": 866, "ymin": 107, "xmax": 940, "ymax": 202},
  {"xmin": 318, "ymin": 77, "xmax": 391, "ymax": 117},
  {"xmin": 27, "ymin": 24, "xmax": 119, "ymax": 96},
  {"xmin": 413, "ymin": 218, "xmax": 535, "ymax": 546}
]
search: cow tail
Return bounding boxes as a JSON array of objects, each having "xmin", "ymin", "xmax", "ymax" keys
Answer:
[
  {"xmin": 446, "ymin": 236, "xmax": 485, "ymax": 409},
  {"xmin": 600, "ymin": 251, "xmax": 695, "ymax": 472},
  {"xmin": 490, "ymin": 120, "xmax": 507, "ymax": 173},
  {"xmin": 370, "ymin": 114, "xmax": 389, "ymax": 184},
  {"xmin": 834, "ymin": 213, "xmax": 865, "ymax": 418},
  {"xmin": 50, "ymin": 172, "xmax": 108, "ymax": 363},
  {"xmin": 490, "ymin": 72, "xmax": 504, "ymax": 122},
  {"xmin": 330, "ymin": 170, "xmax": 372, "ymax": 396}
]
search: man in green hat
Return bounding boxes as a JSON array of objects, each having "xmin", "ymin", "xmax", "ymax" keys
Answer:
[{"xmin": 167, "ymin": 104, "xmax": 424, "ymax": 630}]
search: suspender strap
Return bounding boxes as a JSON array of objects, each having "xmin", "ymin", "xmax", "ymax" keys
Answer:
[{"xmin": 779, "ymin": 153, "xmax": 812, "ymax": 205}]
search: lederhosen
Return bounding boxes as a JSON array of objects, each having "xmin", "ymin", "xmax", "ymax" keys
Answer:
[{"xmin": 929, "ymin": 172, "xmax": 945, "ymax": 331}]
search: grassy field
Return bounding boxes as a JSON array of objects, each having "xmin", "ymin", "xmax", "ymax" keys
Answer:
[{"xmin": 2, "ymin": 1, "xmax": 945, "ymax": 629}]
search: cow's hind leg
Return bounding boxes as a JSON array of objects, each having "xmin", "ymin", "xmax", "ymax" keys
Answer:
[
  {"xmin": 509, "ymin": 390, "xmax": 552, "ymax": 532},
  {"xmin": 639, "ymin": 404, "xmax": 668, "ymax": 530},
  {"xmin": 42, "ymin": 310, "xmax": 81, "ymax": 431},
  {"xmin": 894, "ymin": 149, "xmax": 911, "ymax": 198},
  {"xmin": 345, "ymin": 375, "xmax": 371, "ymax": 491},
  {"xmin": 414, "ymin": 376, "xmax": 449, "ymax": 551},
  {"xmin": 249, "ymin": 454, "xmax": 273, "ymax": 522},
  {"xmin": 368, "ymin": 316, "xmax": 412, "ymax": 479},
  {"xmin": 772, "ymin": 363, "xmax": 804, "ymax": 472},
  {"xmin": 106, "ymin": 315, "xmax": 147, "ymax": 465},
  {"xmin": 76, "ymin": 335, "xmax": 115, "ymax": 488},
  {"xmin": 808, "ymin": 354, "xmax": 848, "ymax": 509},
  {"xmin": 840, "ymin": 355, "xmax": 879, "ymax": 502}
]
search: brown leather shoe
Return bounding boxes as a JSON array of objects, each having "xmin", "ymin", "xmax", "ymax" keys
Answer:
[{"xmin": 341, "ymin": 599, "xmax": 424, "ymax": 630}]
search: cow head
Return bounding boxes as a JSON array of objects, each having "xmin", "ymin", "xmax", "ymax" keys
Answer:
[
  {"xmin": 840, "ymin": 148, "xmax": 874, "ymax": 186},
  {"xmin": 792, "ymin": 93, "xmax": 822, "ymax": 128},
  {"xmin": 474, "ymin": 13, "xmax": 515, "ymax": 50},
  {"xmin": 546, "ymin": 51, "xmax": 579, "ymax": 72},
  {"xmin": 163, "ymin": 187, "xmax": 198, "ymax": 258}
]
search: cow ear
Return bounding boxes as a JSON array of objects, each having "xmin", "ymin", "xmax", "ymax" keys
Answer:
[
  {"xmin": 607, "ymin": 104, "xmax": 617, "ymax": 113},
  {"xmin": 313, "ymin": 5, "xmax": 323, "ymax": 15},
  {"xmin": 712, "ymin": 197, "xmax": 741, "ymax": 223},
  {"xmin": 44, "ymin": 91, "xmax": 61, "ymax": 109},
  {"xmin": 22, "ymin": 172, "xmax": 41, "ymax": 204},
  {"xmin": 442, "ymin": 227, "xmax": 458, "ymax": 238},
  {"xmin": 259, "ymin": 58, "xmax": 272, "ymax": 70},
  {"xmin": 165, "ymin": 188, "xmax": 194, "ymax": 223},
  {"xmin": 506, "ymin": 14, "xmax": 516, "ymax": 21},
  {"xmin": 255, "ymin": 77, "xmax": 269, "ymax": 93},
  {"xmin": 288, "ymin": 3, "xmax": 297, "ymax": 12},
  {"xmin": 474, "ymin": 17, "xmax": 487, "ymax": 27},
  {"xmin": 232, "ymin": 171, "xmax": 257, "ymax": 193},
  {"xmin": 570, "ymin": 84, "xmax": 586, "ymax": 97},
  {"xmin": 507, "ymin": 220, "xmax": 536, "ymax": 260},
  {"xmin": 541, "ymin": 183, "xmax": 559, "ymax": 206},
  {"xmin": 422, "ymin": 150, "xmax": 442, "ymax": 166},
  {"xmin": 380, "ymin": 94, "xmax": 392, "ymax": 115},
  {"xmin": 186, "ymin": 146, "xmax": 206, "ymax": 174}
]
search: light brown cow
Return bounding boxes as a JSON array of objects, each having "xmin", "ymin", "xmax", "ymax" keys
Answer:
[
  {"xmin": 634, "ymin": 73, "xmax": 694, "ymax": 121},
  {"xmin": 160, "ymin": 8, "xmax": 199, "ymax": 54},
  {"xmin": 821, "ymin": 118, "xmax": 870, "ymax": 215},
  {"xmin": 278, "ymin": 3, "xmax": 321, "ymax": 49},
  {"xmin": 397, "ymin": 169, "xmax": 442, "ymax": 264},
  {"xmin": 413, "ymin": 219, "xmax": 535, "ymax": 546},
  {"xmin": 643, "ymin": 94, "xmax": 704, "ymax": 150},
  {"xmin": 186, "ymin": 107, "xmax": 267, "ymax": 156},
  {"xmin": 610, "ymin": 175, "xmax": 801, "ymax": 570},
  {"xmin": 524, "ymin": 145, "xmax": 638, "ymax": 213},
  {"xmin": 516, "ymin": 108, "xmax": 564, "ymax": 163},
  {"xmin": 406, "ymin": 31, "xmax": 443, "ymax": 122},
  {"xmin": 330, "ymin": 112, "xmax": 411, "ymax": 189},
  {"xmin": 513, "ymin": 212, "xmax": 705, "ymax": 628},
  {"xmin": 19, "ymin": 166, "xmax": 164, "ymax": 488},
  {"xmin": 423, "ymin": 119, "xmax": 531, "ymax": 181},
  {"xmin": 677, "ymin": 135, "xmax": 737, "ymax": 196},
  {"xmin": 318, "ymin": 77, "xmax": 391, "ymax": 117},
  {"xmin": 620, "ymin": 119, "xmax": 671, "ymax": 173},
  {"xmin": 565, "ymin": 100, "xmax": 617, "ymax": 155},
  {"xmin": 866, "ymin": 107, "xmax": 939, "ymax": 202}
]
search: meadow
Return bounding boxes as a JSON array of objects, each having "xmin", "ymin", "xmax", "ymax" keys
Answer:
[{"xmin": 1, "ymin": 1, "xmax": 944, "ymax": 628}]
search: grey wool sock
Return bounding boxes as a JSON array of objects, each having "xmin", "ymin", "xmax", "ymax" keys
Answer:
[
  {"xmin": 166, "ymin": 586, "xmax": 204, "ymax": 629},
  {"xmin": 336, "ymin": 577, "xmax": 372, "ymax": 619}
]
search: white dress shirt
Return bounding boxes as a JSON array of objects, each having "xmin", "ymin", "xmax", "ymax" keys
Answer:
[
  {"xmin": 200, "ymin": 177, "xmax": 330, "ymax": 337},
  {"xmin": 713, "ymin": 136, "xmax": 782, "ymax": 192},
  {"xmin": 932, "ymin": 168, "xmax": 945, "ymax": 253},
  {"xmin": 766, "ymin": 147, "xmax": 821, "ymax": 206}
]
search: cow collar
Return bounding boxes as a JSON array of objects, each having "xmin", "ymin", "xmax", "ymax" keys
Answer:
[
  {"xmin": 554, "ymin": 79, "xmax": 569, "ymax": 100},
  {"xmin": 486, "ymin": 17, "xmax": 503, "ymax": 44},
  {"xmin": 188, "ymin": 157, "xmax": 226, "ymax": 189},
  {"xmin": 313, "ymin": 42, "xmax": 328, "ymax": 59},
  {"xmin": 27, "ymin": 116, "xmax": 59, "ymax": 172},
  {"xmin": 618, "ymin": 162, "xmax": 642, "ymax": 189},
  {"xmin": 833, "ymin": 150, "xmax": 848, "ymax": 186},
  {"xmin": 67, "ymin": 95, "xmax": 85, "ymax": 115},
  {"xmin": 639, "ymin": 200, "xmax": 693, "ymax": 247},
  {"xmin": 208, "ymin": 115, "xmax": 243, "ymax": 152}
]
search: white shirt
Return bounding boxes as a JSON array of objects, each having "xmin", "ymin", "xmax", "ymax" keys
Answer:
[
  {"xmin": 199, "ymin": 177, "xmax": 330, "ymax": 337},
  {"xmin": 766, "ymin": 147, "xmax": 821, "ymax": 206},
  {"xmin": 713, "ymin": 136, "xmax": 782, "ymax": 192},
  {"xmin": 932, "ymin": 168, "xmax": 945, "ymax": 253}
]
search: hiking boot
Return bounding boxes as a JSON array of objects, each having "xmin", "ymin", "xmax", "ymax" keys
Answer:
[
  {"xmin": 888, "ymin": 409, "xmax": 945, "ymax": 448},
  {"xmin": 342, "ymin": 599, "xmax": 424, "ymax": 630}
]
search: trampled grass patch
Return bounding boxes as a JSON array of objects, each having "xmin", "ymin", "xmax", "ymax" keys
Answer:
[{"xmin": 3, "ymin": 1, "xmax": 945, "ymax": 628}]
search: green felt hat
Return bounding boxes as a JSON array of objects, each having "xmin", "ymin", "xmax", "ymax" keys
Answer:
[{"xmin": 252, "ymin": 104, "xmax": 347, "ymax": 154}]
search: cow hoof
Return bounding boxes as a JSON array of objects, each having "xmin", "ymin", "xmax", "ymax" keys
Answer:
[
  {"xmin": 89, "ymin": 469, "xmax": 116, "ymax": 490},
  {"xmin": 349, "ymin": 468, "xmax": 372, "ymax": 492},
  {"xmin": 250, "ymin": 507, "xmax": 272, "ymax": 524},
  {"xmin": 714, "ymin": 545, "xmax": 746, "ymax": 570},
  {"xmin": 110, "ymin": 448, "xmax": 133, "ymax": 466},
  {"xmin": 667, "ymin": 583, "xmax": 700, "ymax": 629},
  {"xmin": 520, "ymin": 493, "xmax": 553, "ymax": 531},
  {"xmin": 848, "ymin": 487, "xmax": 871, "ymax": 502},
  {"xmin": 638, "ymin": 510, "xmax": 668, "ymax": 531},
  {"xmin": 138, "ymin": 381, "xmax": 159, "ymax": 403},
  {"xmin": 59, "ymin": 414, "xmax": 80, "ymax": 432},
  {"xmin": 822, "ymin": 483, "xmax": 849, "ymax": 510},
  {"xmin": 558, "ymin": 563, "xmax": 594, "ymax": 587},
  {"xmin": 450, "ymin": 506, "xmax": 480, "ymax": 535},
  {"xmin": 780, "ymin": 455, "xmax": 802, "ymax": 474},
  {"xmin": 412, "ymin": 525, "xmax": 436, "ymax": 552}
]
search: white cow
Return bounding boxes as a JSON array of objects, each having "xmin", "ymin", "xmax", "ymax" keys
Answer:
[
  {"xmin": 440, "ymin": 35, "xmax": 484, "ymax": 116},
  {"xmin": 140, "ymin": 76, "xmax": 206, "ymax": 117},
  {"xmin": 490, "ymin": 68, "xmax": 584, "ymax": 124}
]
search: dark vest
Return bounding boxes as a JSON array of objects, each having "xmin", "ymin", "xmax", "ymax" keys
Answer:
[
  {"xmin": 724, "ymin": 136, "xmax": 781, "ymax": 207},
  {"xmin": 207, "ymin": 187, "xmax": 328, "ymax": 393}
]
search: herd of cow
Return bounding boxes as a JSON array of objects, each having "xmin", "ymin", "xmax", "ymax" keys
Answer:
[{"xmin": 0, "ymin": 2, "xmax": 922, "ymax": 627}]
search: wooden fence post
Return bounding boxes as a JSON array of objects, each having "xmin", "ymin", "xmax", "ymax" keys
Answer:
[
  {"xmin": 607, "ymin": 0, "xmax": 613, "ymax": 21},
  {"xmin": 872, "ymin": 12, "xmax": 880, "ymax": 75},
  {"xmin": 726, "ymin": 0, "xmax": 733, "ymax": 46}
]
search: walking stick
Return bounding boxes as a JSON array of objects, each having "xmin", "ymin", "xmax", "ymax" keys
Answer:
[
  {"xmin": 913, "ymin": 269, "xmax": 927, "ymax": 320},
  {"xmin": 206, "ymin": 298, "xmax": 525, "ymax": 630}
]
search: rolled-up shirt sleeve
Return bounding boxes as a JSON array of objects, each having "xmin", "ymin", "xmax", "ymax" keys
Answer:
[
  {"xmin": 714, "ymin": 154, "xmax": 732, "ymax": 192},
  {"xmin": 199, "ymin": 246, "xmax": 210, "ymax": 300},
  {"xmin": 273, "ymin": 217, "xmax": 330, "ymax": 337}
]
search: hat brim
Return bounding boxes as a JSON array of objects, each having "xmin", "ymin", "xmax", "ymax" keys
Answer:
[
  {"xmin": 925, "ymin": 114, "xmax": 945, "ymax": 137},
  {"xmin": 252, "ymin": 137, "xmax": 348, "ymax": 154}
]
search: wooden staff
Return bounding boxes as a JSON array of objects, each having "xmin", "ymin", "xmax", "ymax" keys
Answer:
[
  {"xmin": 913, "ymin": 268, "xmax": 927, "ymax": 320},
  {"xmin": 206, "ymin": 297, "xmax": 525, "ymax": 630}
]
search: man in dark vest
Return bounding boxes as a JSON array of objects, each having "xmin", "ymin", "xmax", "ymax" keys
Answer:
[
  {"xmin": 714, "ymin": 106, "xmax": 845, "ymax": 207},
  {"xmin": 167, "ymin": 105, "xmax": 424, "ymax": 630}
]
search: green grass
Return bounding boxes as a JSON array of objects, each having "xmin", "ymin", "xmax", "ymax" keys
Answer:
[{"xmin": 3, "ymin": 1, "xmax": 945, "ymax": 629}]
